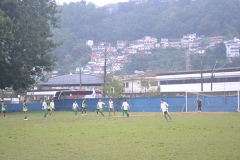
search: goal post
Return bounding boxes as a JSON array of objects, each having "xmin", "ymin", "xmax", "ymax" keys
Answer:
[{"xmin": 185, "ymin": 91, "xmax": 239, "ymax": 112}]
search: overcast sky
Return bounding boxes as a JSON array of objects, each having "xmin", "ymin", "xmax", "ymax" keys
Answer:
[{"xmin": 56, "ymin": 0, "xmax": 129, "ymax": 6}]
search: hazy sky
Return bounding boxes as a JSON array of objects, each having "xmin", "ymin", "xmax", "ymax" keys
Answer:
[{"xmin": 56, "ymin": 0, "xmax": 129, "ymax": 6}]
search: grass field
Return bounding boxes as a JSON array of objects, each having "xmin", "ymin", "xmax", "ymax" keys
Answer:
[{"xmin": 0, "ymin": 111, "xmax": 240, "ymax": 160}]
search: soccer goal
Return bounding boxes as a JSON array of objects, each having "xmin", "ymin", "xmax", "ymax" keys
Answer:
[{"xmin": 185, "ymin": 90, "xmax": 240, "ymax": 112}]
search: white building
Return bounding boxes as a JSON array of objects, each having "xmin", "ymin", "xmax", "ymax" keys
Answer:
[
  {"xmin": 86, "ymin": 40, "xmax": 94, "ymax": 47},
  {"xmin": 224, "ymin": 38, "xmax": 240, "ymax": 58}
]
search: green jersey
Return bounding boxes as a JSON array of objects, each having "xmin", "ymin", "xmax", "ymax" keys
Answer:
[
  {"xmin": 82, "ymin": 101, "xmax": 86, "ymax": 108},
  {"xmin": 2, "ymin": 103, "xmax": 6, "ymax": 111},
  {"xmin": 23, "ymin": 102, "xmax": 27, "ymax": 112}
]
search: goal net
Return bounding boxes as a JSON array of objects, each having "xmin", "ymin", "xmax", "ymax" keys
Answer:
[{"xmin": 185, "ymin": 91, "xmax": 240, "ymax": 112}]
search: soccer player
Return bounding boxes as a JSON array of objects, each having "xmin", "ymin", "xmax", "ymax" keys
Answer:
[
  {"xmin": 160, "ymin": 99, "xmax": 172, "ymax": 122},
  {"xmin": 108, "ymin": 99, "xmax": 115, "ymax": 116},
  {"xmin": 96, "ymin": 99, "xmax": 105, "ymax": 116},
  {"xmin": 46, "ymin": 100, "xmax": 52, "ymax": 116},
  {"xmin": 197, "ymin": 98, "xmax": 202, "ymax": 113},
  {"xmin": 72, "ymin": 101, "xmax": 80, "ymax": 115},
  {"xmin": 81, "ymin": 99, "xmax": 87, "ymax": 115},
  {"xmin": 50, "ymin": 99, "xmax": 55, "ymax": 116},
  {"xmin": 1, "ymin": 101, "xmax": 7, "ymax": 118},
  {"xmin": 121, "ymin": 99, "xmax": 130, "ymax": 118},
  {"xmin": 23, "ymin": 100, "xmax": 28, "ymax": 120},
  {"xmin": 42, "ymin": 99, "xmax": 47, "ymax": 119}
]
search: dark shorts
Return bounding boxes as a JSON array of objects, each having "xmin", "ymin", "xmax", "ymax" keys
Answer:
[
  {"xmin": 163, "ymin": 111, "xmax": 168, "ymax": 115},
  {"xmin": 2, "ymin": 110, "xmax": 6, "ymax": 113},
  {"xmin": 47, "ymin": 109, "xmax": 51, "ymax": 111},
  {"xmin": 23, "ymin": 111, "xmax": 27, "ymax": 113}
]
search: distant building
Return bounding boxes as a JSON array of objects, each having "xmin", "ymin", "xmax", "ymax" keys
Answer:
[
  {"xmin": 224, "ymin": 37, "xmax": 240, "ymax": 58},
  {"xmin": 86, "ymin": 40, "xmax": 94, "ymax": 47},
  {"xmin": 105, "ymin": 4, "xmax": 118, "ymax": 14}
]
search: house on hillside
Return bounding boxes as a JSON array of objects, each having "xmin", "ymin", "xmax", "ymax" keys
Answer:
[{"xmin": 224, "ymin": 37, "xmax": 240, "ymax": 58}]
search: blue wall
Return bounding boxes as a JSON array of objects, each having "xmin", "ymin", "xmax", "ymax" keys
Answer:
[{"xmin": 3, "ymin": 96, "xmax": 239, "ymax": 112}]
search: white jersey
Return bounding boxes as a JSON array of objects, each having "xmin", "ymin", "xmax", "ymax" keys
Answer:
[
  {"xmin": 122, "ymin": 102, "xmax": 129, "ymax": 110},
  {"xmin": 109, "ymin": 101, "xmax": 114, "ymax": 108},
  {"xmin": 50, "ymin": 102, "xmax": 55, "ymax": 109},
  {"xmin": 161, "ymin": 102, "xmax": 169, "ymax": 112},
  {"xmin": 72, "ymin": 103, "xmax": 79, "ymax": 109},
  {"xmin": 97, "ymin": 102, "xmax": 105, "ymax": 109},
  {"xmin": 42, "ymin": 101, "xmax": 47, "ymax": 109}
]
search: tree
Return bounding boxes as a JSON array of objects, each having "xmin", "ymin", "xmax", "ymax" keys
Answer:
[
  {"xmin": 101, "ymin": 73, "xmax": 124, "ymax": 110},
  {"xmin": 0, "ymin": 0, "xmax": 60, "ymax": 90},
  {"xmin": 190, "ymin": 43, "xmax": 227, "ymax": 70}
]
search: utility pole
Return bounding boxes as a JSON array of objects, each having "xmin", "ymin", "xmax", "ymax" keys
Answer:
[
  {"xmin": 80, "ymin": 66, "xmax": 82, "ymax": 89},
  {"xmin": 104, "ymin": 48, "xmax": 107, "ymax": 84},
  {"xmin": 211, "ymin": 61, "xmax": 218, "ymax": 91},
  {"xmin": 200, "ymin": 55, "xmax": 203, "ymax": 91},
  {"xmin": 103, "ymin": 47, "xmax": 107, "ymax": 98}
]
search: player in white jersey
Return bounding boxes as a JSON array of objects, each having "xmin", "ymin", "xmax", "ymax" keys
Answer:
[
  {"xmin": 121, "ymin": 99, "xmax": 130, "ymax": 118},
  {"xmin": 72, "ymin": 101, "xmax": 80, "ymax": 115},
  {"xmin": 42, "ymin": 99, "xmax": 47, "ymax": 119},
  {"xmin": 96, "ymin": 99, "xmax": 106, "ymax": 116},
  {"xmin": 50, "ymin": 99, "xmax": 55, "ymax": 116},
  {"xmin": 160, "ymin": 99, "xmax": 172, "ymax": 122},
  {"xmin": 108, "ymin": 99, "xmax": 115, "ymax": 116}
]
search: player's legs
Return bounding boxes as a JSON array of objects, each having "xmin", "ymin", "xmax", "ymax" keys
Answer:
[
  {"xmin": 74, "ymin": 109, "xmax": 78, "ymax": 115},
  {"xmin": 198, "ymin": 105, "xmax": 201, "ymax": 112},
  {"xmin": 163, "ymin": 111, "xmax": 169, "ymax": 121},
  {"xmin": 112, "ymin": 108, "xmax": 115, "ymax": 115},
  {"xmin": 167, "ymin": 113, "xmax": 172, "ymax": 120},
  {"xmin": 44, "ymin": 109, "xmax": 47, "ymax": 119},
  {"xmin": 3, "ymin": 111, "xmax": 6, "ymax": 118},
  {"xmin": 122, "ymin": 110, "xmax": 128, "ymax": 117},
  {"xmin": 100, "ymin": 108, "xmax": 104, "ymax": 116},
  {"xmin": 126, "ymin": 110, "xmax": 129, "ymax": 117},
  {"xmin": 82, "ymin": 107, "xmax": 86, "ymax": 115},
  {"xmin": 24, "ymin": 111, "xmax": 28, "ymax": 120}
]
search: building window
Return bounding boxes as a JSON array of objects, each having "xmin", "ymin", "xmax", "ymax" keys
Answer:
[
  {"xmin": 123, "ymin": 82, "xmax": 129, "ymax": 88},
  {"xmin": 125, "ymin": 82, "xmax": 129, "ymax": 88}
]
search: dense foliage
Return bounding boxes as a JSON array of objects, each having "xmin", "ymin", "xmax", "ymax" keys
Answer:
[
  {"xmin": 0, "ymin": 0, "xmax": 60, "ymax": 90},
  {"xmin": 53, "ymin": 0, "xmax": 240, "ymax": 74},
  {"xmin": 119, "ymin": 48, "xmax": 186, "ymax": 74}
]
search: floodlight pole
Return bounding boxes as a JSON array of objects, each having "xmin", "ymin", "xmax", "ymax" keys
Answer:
[
  {"xmin": 210, "ymin": 61, "xmax": 218, "ymax": 91},
  {"xmin": 211, "ymin": 61, "xmax": 231, "ymax": 91}
]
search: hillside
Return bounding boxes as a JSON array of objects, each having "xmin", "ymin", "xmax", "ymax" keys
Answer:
[{"xmin": 51, "ymin": 0, "xmax": 240, "ymax": 74}]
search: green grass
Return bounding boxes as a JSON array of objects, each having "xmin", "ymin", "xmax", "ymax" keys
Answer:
[{"xmin": 0, "ymin": 111, "xmax": 240, "ymax": 160}]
